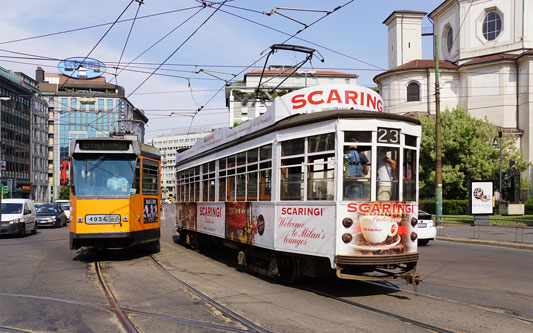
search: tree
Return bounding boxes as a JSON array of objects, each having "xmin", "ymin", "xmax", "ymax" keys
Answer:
[
  {"xmin": 58, "ymin": 181, "xmax": 70, "ymax": 200},
  {"xmin": 417, "ymin": 107, "xmax": 529, "ymax": 199}
]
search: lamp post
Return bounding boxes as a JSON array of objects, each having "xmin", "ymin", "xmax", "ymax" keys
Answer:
[{"xmin": 493, "ymin": 130, "xmax": 503, "ymax": 199}]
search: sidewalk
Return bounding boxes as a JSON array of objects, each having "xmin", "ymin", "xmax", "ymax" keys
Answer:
[{"xmin": 436, "ymin": 223, "xmax": 533, "ymax": 250}]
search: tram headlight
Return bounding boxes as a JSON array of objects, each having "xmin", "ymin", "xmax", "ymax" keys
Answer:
[
  {"xmin": 123, "ymin": 216, "xmax": 128, "ymax": 222},
  {"xmin": 342, "ymin": 218, "xmax": 353, "ymax": 228},
  {"xmin": 410, "ymin": 232, "xmax": 418, "ymax": 241},
  {"xmin": 342, "ymin": 233, "xmax": 353, "ymax": 243}
]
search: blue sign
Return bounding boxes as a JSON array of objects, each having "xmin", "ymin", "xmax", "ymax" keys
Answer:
[{"xmin": 58, "ymin": 57, "xmax": 106, "ymax": 79}]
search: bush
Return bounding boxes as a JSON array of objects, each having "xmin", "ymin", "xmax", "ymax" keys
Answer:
[
  {"xmin": 419, "ymin": 199, "xmax": 469, "ymax": 215},
  {"xmin": 525, "ymin": 199, "xmax": 533, "ymax": 214}
]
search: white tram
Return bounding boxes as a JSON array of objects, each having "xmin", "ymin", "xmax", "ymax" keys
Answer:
[{"xmin": 175, "ymin": 84, "xmax": 422, "ymax": 284}]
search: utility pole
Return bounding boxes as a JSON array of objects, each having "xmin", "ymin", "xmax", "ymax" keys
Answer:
[{"xmin": 434, "ymin": 36, "xmax": 443, "ymax": 223}]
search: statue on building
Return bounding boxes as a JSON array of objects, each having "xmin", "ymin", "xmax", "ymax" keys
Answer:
[{"xmin": 501, "ymin": 159, "xmax": 521, "ymax": 203}]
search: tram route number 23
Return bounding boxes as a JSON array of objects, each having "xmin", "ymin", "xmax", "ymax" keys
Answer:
[
  {"xmin": 143, "ymin": 198, "xmax": 159, "ymax": 223},
  {"xmin": 377, "ymin": 127, "xmax": 400, "ymax": 144}
]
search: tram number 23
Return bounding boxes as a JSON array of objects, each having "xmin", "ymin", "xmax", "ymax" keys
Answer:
[{"xmin": 377, "ymin": 127, "xmax": 400, "ymax": 144}]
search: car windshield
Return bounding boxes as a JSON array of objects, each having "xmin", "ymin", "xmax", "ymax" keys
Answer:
[
  {"xmin": 1, "ymin": 203, "xmax": 23, "ymax": 214},
  {"xmin": 36, "ymin": 205, "xmax": 58, "ymax": 213},
  {"xmin": 72, "ymin": 155, "xmax": 136, "ymax": 197}
]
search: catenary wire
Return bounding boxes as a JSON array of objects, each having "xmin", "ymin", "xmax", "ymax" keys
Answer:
[{"xmin": 114, "ymin": 0, "xmax": 144, "ymax": 86}]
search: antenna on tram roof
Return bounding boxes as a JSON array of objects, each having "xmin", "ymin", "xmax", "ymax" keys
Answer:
[{"xmin": 254, "ymin": 44, "xmax": 324, "ymax": 101}]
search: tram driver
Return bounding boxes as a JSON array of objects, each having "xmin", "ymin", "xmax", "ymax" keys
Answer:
[{"xmin": 106, "ymin": 166, "xmax": 129, "ymax": 194}]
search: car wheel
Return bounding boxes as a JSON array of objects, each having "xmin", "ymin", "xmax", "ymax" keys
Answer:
[
  {"xmin": 31, "ymin": 222, "xmax": 37, "ymax": 235},
  {"xmin": 418, "ymin": 239, "xmax": 430, "ymax": 246},
  {"xmin": 19, "ymin": 223, "xmax": 26, "ymax": 237},
  {"xmin": 55, "ymin": 219, "xmax": 61, "ymax": 228}
]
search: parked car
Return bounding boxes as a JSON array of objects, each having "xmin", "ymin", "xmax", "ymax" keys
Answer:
[
  {"xmin": 417, "ymin": 210, "xmax": 437, "ymax": 246},
  {"xmin": 36, "ymin": 203, "xmax": 67, "ymax": 228},
  {"xmin": 0, "ymin": 198, "xmax": 37, "ymax": 237},
  {"xmin": 55, "ymin": 200, "xmax": 71, "ymax": 222}
]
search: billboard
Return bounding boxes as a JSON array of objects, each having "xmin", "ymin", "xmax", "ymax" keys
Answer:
[
  {"xmin": 470, "ymin": 181, "xmax": 494, "ymax": 215},
  {"xmin": 58, "ymin": 57, "xmax": 106, "ymax": 79}
]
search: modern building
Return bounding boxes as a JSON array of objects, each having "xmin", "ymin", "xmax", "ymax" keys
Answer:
[
  {"xmin": 37, "ymin": 67, "xmax": 148, "ymax": 200},
  {"xmin": 225, "ymin": 65, "xmax": 358, "ymax": 126},
  {"xmin": 0, "ymin": 66, "xmax": 32, "ymax": 198},
  {"xmin": 16, "ymin": 72, "xmax": 49, "ymax": 202},
  {"xmin": 374, "ymin": 0, "xmax": 533, "ymax": 187},
  {"xmin": 147, "ymin": 127, "xmax": 218, "ymax": 199}
]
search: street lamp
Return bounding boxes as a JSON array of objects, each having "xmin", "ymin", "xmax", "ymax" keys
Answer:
[{"xmin": 493, "ymin": 130, "xmax": 503, "ymax": 199}]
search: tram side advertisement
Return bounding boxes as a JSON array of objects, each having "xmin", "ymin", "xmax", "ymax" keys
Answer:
[{"xmin": 337, "ymin": 202, "xmax": 418, "ymax": 255}]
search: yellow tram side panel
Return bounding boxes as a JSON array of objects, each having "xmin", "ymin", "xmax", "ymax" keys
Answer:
[{"xmin": 69, "ymin": 195, "xmax": 159, "ymax": 234}]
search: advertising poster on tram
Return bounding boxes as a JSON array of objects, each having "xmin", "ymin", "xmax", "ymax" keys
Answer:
[
  {"xmin": 275, "ymin": 205, "xmax": 335, "ymax": 255},
  {"xmin": 225, "ymin": 202, "xmax": 255, "ymax": 244},
  {"xmin": 197, "ymin": 202, "xmax": 225, "ymax": 237},
  {"xmin": 176, "ymin": 203, "xmax": 197, "ymax": 231},
  {"xmin": 251, "ymin": 203, "xmax": 275, "ymax": 248},
  {"xmin": 337, "ymin": 202, "xmax": 417, "ymax": 256}
]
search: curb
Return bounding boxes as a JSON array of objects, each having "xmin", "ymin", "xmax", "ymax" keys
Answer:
[{"xmin": 437, "ymin": 236, "xmax": 533, "ymax": 250}]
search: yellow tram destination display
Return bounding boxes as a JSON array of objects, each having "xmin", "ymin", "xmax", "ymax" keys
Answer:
[
  {"xmin": 69, "ymin": 136, "xmax": 161, "ymax": 252},
  {"xmin": 174, "ymin": 84, "xmax": 422, "ymax": 284}
]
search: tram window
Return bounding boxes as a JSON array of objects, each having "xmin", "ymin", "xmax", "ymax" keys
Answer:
[
  {"xmin": 403, "ymin": 148, "xmax": 417, "ymax": 201},
  {"xmin": 345, "ymin": 131, "xmax": 372, "ymax": 143},
  {"xmin": 219, "ymin": 177, "xmax": 226, "ymax": 201},
  {"xmin": 281, "ymin": 138, "xmax": 304, "ymax": 157},
  {"xmin": 343, "ymin": 145, "xmax": 371, "ymax": 201},
  {"xmin": 227, "ymin": 176, "xmax": 236, "ymax": 201},
  {"xmin": 209, "ymin": 180, "xmax": 215, "ymax": 201},
  {"xmin": 142, "ymin": 159, "xmax": 159, "ymax": 195},
  {"xmin": 248, "ymin": 164, "xmax": 258, "ymax": 171},
  {"xmin": 308, "ymin": 153, "xmax": 335, "ymax": 200},
  {"xmin": 236, "ymin": 174, "xmax": 246, "ymax": 201},
  {"xmin": 202, "ymin": 163, "xmax": 208, "ymax": 174},
  {"xmin": 259, "ymin": 169, "xmax": 272, "ymax": 201},
  {"xmin": 281, "ymin": 164, "xmax": 304, "ymax": 200},
  {"xmin": 260, "ymin": 161, "xmax": 271, "ymax": 169},
  {"xmin": 260, "ymin": 144, "xmax": 272, "ymax": 160},
  {"xmin": 237, "ymin": 166, "xmax": 246, "ymax": 174},
  {"xmin": 132, "ymin": 159, "xmax": 141, "ymax": 195},
  {"xmin": 308, "ymin": 133, "xmax": 334, "ymax": 153},
  {"xmin": 247, "ymin": 148, "xmax": 258, "ymax": 163},
  {"xmin": 219, "ymin": 157, "xmax": 226, "ymax": 170},
  {"xmin": 228, "ymin": 168, "xmax": 235, "ymax": 175},
  {"xmin": 209, "ymin": 161, "xmax": 215, "ymax": 172},
  {"xmin": 202, "ymin": 180, "xmax": 208, "ymax": 201},
  {"xmin": 194, "ymin": 182, "xmax": 200, "ymax": 202},
  {"xmin": 237, "ymin": 152, "xmax": 246, "ymax": 166},
  {"xmin": 376, "ymin": 147, "xmax": 399, "ymax": 201},
  {"xmin": 247, "ymin": 172, "xmax": 258, "ymax": 201},
  {"xmin": 405, "ymin": 134, "xmax": 417, "ymax": 147},
  {"xmin": 227, "ymin": 155, "xmax": 236, "ymax": 169}
]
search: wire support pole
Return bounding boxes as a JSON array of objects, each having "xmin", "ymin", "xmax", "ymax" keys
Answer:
[{"xmin": 434, "ymin": 36, "xmax": 443, "ymax": 224}]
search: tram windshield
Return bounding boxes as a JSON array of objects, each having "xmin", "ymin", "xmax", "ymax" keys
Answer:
[{"xmin": 72, "ymin": 155, "xmax": 137, "ymax": 197}]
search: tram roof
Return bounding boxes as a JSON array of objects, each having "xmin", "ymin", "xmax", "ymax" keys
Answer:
[
  {"xmin": 177, "ymin": 84, "xmax": 419, "ymax": 166},
  {"xmin": 71, "ymin": 137, "xmax": 161, "ymax": 160}
]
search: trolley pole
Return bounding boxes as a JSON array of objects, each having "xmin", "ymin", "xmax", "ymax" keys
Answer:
[{"xmin": 434, "ymin": 36, "xmax": 443, "ymax": 224}]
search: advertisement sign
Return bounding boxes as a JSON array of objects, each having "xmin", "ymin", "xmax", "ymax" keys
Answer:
[
  {"xmin": 470, "ymin": 181, "xmax": 494, "ymax": 215},
  {"xmin": 337, "ymin": 202, "xmax": 417, "ymax": 256},
  {"xmin": 58, "ymin": 57, "xmax": 106, "ymax": 79},
  {"xmin": 143, "ymin": 198, "xmax": 159, "ymax": 223},
  {"xmin": 177, "ymin": 202, "xmax": 197, "ymax": 230},
  {"xmin": 275, "ymin": 205, "xmax": 335, "ymax": 255},
  {"xmin": 197, "ymin": 202, "xmax": 225, "ymax": 237}
]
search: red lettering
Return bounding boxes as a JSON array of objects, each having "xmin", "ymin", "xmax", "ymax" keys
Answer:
[
  {"xmin": 345, "ymin": 90, "xmax": 358, "ymax": 105},
  {"xmin": 360, "ymin": 92, "xmax": 365, "ymax": 106},
  {"xmin": 377, "ymin": 100, "xmax": 383, "ymax": 112},
  {"xmin": 367, "ymin": 94, "xmax": 377, "ymax": 110},
  {"xmin": 347, "ymin": 203, "xmax": 357, "ymax": 213},
  {"xmin": 382, "ymin": 203, "xmax": 391, "ymax": 213},
  {"xmin": 291, "ymin": 94, "xmax": 306, "ymax": 109},
  {"xmin": 326, "ymin": 89, "xmax": 342, "ymax": 103},
  {"xmin": 308, "ymin": 90, "xmax": 324, "ymax": 105},
  {"xmin": 281, "ymin": 208, "xmax": 286, "ymax": 215}
]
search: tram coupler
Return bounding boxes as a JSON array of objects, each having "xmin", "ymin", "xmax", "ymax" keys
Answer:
[{"xmin": 396, "ymin": 271, "xmax": 423, "ymax": 285}]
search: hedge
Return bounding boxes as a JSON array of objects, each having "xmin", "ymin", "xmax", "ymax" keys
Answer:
[{"xmin": 419, "ymin": 199, "xmax": 469, "ymax": 215}]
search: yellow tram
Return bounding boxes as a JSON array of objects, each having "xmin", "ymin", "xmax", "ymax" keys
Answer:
[{"xmin": 69, "ymin": 137, "xmax": 161, "ymax": 251}]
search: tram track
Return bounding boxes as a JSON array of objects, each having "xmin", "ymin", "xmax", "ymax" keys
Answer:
[
  {"xmin": 148, "ymin": 255, "xmax": 270, "ymax": 333},
  {"xmin": 297, "ymin": 285, "xmax": 454, "ymax": 333},
  {"xmin": 363, "ymin": 280, "xmax": 533, "ymax": 324}
]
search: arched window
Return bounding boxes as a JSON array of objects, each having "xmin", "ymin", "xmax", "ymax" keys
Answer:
[
  {"xmin": 483, "ymin": 11, "xmax": 502, "ymax": 41},
  {"xmin": 407, "ymin": 82, "xmax": 420, "ymax": 102},
  {"xmin": 446, "ymin": 26, "xmax": 454, "ymax": 53}
]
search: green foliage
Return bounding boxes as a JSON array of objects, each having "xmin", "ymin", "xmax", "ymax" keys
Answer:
[
  {"xmin": 525, "ymin": 199, "xmax": 533, "ymax": 214},
  {"xmin": 419, "ymin": 199, "xmax": 469, "ymax": 215},
  {"xmin": 417, "ymin": 107, "xmax": 530, "ymax": 199},
  {"xmin": 58, "ymin": 185, "xmax": 70, "ymax": 200}
]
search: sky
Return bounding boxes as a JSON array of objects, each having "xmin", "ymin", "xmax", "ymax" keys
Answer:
[{"xmin": 0, "ymin": 0, "xmax": 444, "ymax": 139}]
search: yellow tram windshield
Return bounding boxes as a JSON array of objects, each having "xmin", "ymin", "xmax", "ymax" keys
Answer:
[{"xmin": 72, "ymin": 155, "xmax": 137, "ymax": 197}]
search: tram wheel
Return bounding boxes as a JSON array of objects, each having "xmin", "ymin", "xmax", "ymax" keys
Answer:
[{"xmin": 279, "ymin": 256, "xmax": 299, "ymax": 285}]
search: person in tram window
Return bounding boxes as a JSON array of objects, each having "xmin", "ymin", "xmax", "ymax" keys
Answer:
[
  {"xmin": 377, "ymin": 148, "xmax": 397, "ymax": 201},
  {"xmin": 343, "ymin": 145, "xmax": 369, "ymax": 199},
  {"xmin": 106, "ymin": 166, "xmax": 129, "ymax": 194}
]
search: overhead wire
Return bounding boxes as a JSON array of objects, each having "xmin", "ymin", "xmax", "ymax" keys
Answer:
[{"xmin": 114, "ymin": 0, "xmax": 144, "ymax": 86}]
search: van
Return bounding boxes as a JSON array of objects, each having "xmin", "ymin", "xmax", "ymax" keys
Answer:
[{"xmin": 0, "ymin": 199, "xmax": 37, "ymax": 237}]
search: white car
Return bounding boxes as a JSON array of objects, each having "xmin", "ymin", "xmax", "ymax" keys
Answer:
[
  {"xmin": 417, "ymin": 210, "xmax": 437, "ymax": 246},
  {"xmin": 55, "ymin": 200, "xmax": 71, "ymax": 222},
  {"xmin": 0, "ymin": 198, "xmax": 37, "ymax": 237}
]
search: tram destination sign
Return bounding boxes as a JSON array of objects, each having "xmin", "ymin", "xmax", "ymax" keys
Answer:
[
  {"xmin": 79, "ymin": 140, "xmax": 130, "ymax": 151},
  {"xmin": 58, "ymin": 57, "xmax": 106, "ymax": 79}
]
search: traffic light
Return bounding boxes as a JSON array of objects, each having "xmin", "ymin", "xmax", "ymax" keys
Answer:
[{"xmin": 2, "ymin": 185, "xmax": 8, "ymax": 195}]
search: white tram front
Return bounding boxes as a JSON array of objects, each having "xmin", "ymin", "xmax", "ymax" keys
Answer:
[{"xmin": 175, "ymin": 85, "xmax": 422, "ymax": 284}]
